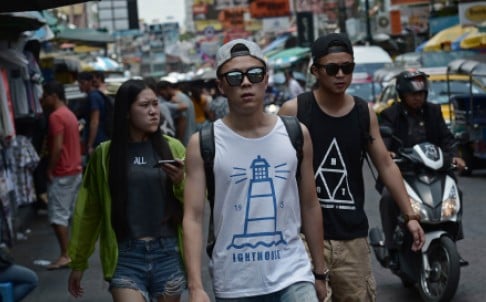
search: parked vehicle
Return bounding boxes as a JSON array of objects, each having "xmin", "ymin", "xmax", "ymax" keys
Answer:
[
  {"xmin": 447, "ymin": 59, "xmax": 486, "ymax": 175},
  {"xmin": 370, "ymin": 127, "xmax": 463, "ymax": 302},
  {"xmin": 353, "ymin": 45, "xmax": 393, "ymax": 75},
  {"xmin": 394, "ymin": 50, "xmax": 479, "ymax": 69},
  {"xmin": 346, "ymin": 72, "xmax": 382, "ymax": 103}
]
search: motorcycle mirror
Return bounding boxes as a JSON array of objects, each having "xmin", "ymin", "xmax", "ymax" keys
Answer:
[
  {"xmin": 380, "ymin": 126, "xmax": 393, "ymax": 137},
  {"xmin": 380, "ymin": 126, "xmax": 403, "ymax": 147}
]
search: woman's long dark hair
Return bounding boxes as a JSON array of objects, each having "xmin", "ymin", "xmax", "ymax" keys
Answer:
[{"xmin": 109, "ymin": 79, "xmax": 182, "ymax": 241}]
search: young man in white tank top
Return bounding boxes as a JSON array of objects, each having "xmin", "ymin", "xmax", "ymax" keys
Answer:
[{"xmin": 183, "ymin": 39, "xmax": 328, "ymax": 302}]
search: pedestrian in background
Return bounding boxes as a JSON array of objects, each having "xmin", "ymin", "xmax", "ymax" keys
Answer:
[
  {"xmin": 188, "ymin": 84, "xmax": 211, "ymax": 129},
  {"xmin": 68, "ymin": 79, "xmax": 187, "ymax": 302},
  {"xmin": 0, "ymin": 250, "xmax": 38, "ymax": 301},
  {"xmin": 157, "ymin": 80, "xmax": 196, "ymax": 146},
  {"xmin": 40, "ymin": 81, "xmax": 82, "ymax": 270},
  {"xmin": 278, "ymin": 33, "xmax": 424, "ymax": 301},
  {"xmin": 206, "ymin": 81, "xmax": 229, "ymax": 121},
  {"xmin": 183, "ymin": 39, "xmax": 327, "ymax": 302},
  {"xmin": 92, "ymin": 70, "xmax": 108, "ymax": 95},
  {"xmin": 77, "ymin": 71, "xmax": 109, "ymax": 156},
  {"xmin": 285, "ymin": 70, "xmax": 304, "ymax": 99}
]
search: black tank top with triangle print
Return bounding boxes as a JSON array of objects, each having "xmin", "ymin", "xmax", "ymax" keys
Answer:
[{"xmin": 297, "ymin": 93, "xmax": 368, "ymax": 240}]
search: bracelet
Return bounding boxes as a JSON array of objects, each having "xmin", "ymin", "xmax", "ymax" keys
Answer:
[
  {"xmin": 313, "ymin": 268, "xmax": 330, "ymax": 281},
  {"xmin": 403, "ymin": 213, "xmax": 421, "ymax": 223}
]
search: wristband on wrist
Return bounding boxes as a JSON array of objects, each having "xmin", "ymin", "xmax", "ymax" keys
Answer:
[
  {"xmin": 403, "ymin": 213, "xmax": 420, "ymax": 223},
  {"xmin": 313, "ymin": 268, "xmax": 330, "ymax": 281}
]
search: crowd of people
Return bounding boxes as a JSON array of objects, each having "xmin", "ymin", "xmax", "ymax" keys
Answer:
[{"xmin": 2, "ymin": 32, "xmax": 468, "ymax": 302}]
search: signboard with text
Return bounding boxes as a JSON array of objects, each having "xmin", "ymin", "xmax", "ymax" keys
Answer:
[
  {"xmin": 297, "ymin": 12, "xmax": 314, "ymax": 47},
  {"xmin": 390, "ymin": 0, "xmax": 428, "ymax": 5},
  {"xmin": 249, "ymin": 0, "xmax": 290, "ymax": 18},
  {"xmin": 459, "ymin": 1, "xmax": 486, "ymax": 26}
]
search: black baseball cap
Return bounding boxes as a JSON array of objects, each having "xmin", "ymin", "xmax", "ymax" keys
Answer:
[
  {"xmin": 311, "ymin": 33, "xmax": 354, "ymax": 63},
  {"xmin": 77, "ymin": 71, "xmax": 93, "ymax": 81}
]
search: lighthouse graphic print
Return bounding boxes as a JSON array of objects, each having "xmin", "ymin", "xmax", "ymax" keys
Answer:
[
  {"xmin": 315, "ymin": 137, "xmax": 356, "ymax": 210},
  {"xmin": 227, "ymin": 155, "xmax": 287, "ymax": 254}
]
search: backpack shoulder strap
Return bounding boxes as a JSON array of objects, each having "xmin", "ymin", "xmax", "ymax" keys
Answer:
[
  {"xmin": 280, "ymin": 115, "xmax": 303, "ymax": 179},
  {"xmin": 199, "ymin": 122, "xmax": 215, "ymax": 208},
  {"xmin": 198, "ymin": 122, "xmax": 216, "ymax": 257},
  {"xmin": 296, "ymin": 91, "xmax": 314, "ymax": 128},
  {"xmin": 353, "ymin": 95, "xmax": 372, "ymax": 152},
  {"xmin": 353, "ymin": 96, "xmax": 377, "ymax": 180}
]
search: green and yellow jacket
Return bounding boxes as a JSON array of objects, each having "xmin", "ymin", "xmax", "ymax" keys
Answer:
[{"xmin": 68, "ymin": 136, "xmax": 185, "ymax": 280}]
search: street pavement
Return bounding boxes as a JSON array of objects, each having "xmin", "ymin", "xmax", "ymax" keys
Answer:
[
  {"xmin": 15, "ymin": 204, "xmax": 215, "ymax": 302},
  {"xmin": 12, "ymin": 168, "xmax": 486, "ymax": 302}
]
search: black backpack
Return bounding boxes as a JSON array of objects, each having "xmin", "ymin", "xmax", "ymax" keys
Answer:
[
  {"xmin": 96, "ymin": 90, "xmax": 115, "ymax": 138},
  {"xmin": 199, "ymin": 116, "xmax": 304, "ymax": 257}
]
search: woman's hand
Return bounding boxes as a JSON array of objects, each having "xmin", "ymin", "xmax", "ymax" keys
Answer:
[{"xmin": 160, "ymin": 159, "xmax": 185, "ymax": 184}]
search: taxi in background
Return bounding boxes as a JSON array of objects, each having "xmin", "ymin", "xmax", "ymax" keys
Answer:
[{"xmin": 373, "ymin": 67, "xmax": 486, "ymax": 124}]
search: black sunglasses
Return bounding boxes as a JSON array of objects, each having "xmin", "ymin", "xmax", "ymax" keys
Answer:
[
  {"xmin": 221, "ymin": 67, "xmax": 266, "ymax": 87},
  {"xmin": 314, "ymin": 62, "xmax": 355, "ymax": 76}
]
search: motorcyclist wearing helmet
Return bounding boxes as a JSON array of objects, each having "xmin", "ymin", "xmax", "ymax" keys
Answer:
[{"xmin": 378, "ymin": 70, "xmax": 467, "ymax": 266}]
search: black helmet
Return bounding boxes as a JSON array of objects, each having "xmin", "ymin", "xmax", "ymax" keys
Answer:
[{"xmin": 395, "ymin": 70, "xmax": 429, "ymax": 98}]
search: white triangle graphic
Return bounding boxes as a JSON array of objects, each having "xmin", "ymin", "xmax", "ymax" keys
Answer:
[{"xmin": 315, "ymin": 138, "xmax": 355, "ymax": 209}]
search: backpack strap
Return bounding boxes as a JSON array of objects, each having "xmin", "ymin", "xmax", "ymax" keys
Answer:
[
  {"xmin": 198, "ymin": 122, "xmax": 216, "ymax": 256},
  {"xmin": 353, "ymin": 96, "xmax": 373, "ymax": 154},
  {"xmin": 297, "ymin": 91, "xmax": 314, "ymax": 129},
  {"xmin": 280, "ymin": 115, "xmax": 303, "ymax": 179},
  {"xmin": 199, "ymin": 122, "xmax": 215, "ymax": 208},
  {"xmin": 353, "ymin": 95, "xmax": 377, "ymax": 180}
]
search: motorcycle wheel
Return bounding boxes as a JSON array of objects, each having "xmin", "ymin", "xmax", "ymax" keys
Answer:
[{"xmin": 418, "ymin": 236, "xmax": 460, "ymax": 302}]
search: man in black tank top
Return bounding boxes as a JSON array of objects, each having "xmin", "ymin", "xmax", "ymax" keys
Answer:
[{"xmin": 279, "ymin": 33, "xmax": 425, "ymax": 302}]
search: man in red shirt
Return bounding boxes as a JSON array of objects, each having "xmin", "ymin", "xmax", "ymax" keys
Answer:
[{"xmin": 41, "ymin": 81, "xmax": 82, "ymax": 270}]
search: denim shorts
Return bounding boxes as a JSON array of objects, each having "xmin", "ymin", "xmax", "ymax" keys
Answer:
[
  {"xmin": 109, "ymin": 237, "xmax": 186, "ymax": 301},
  {"xmin": 216, "ymin": 281, "xmax": 317, "ymax": 302}
]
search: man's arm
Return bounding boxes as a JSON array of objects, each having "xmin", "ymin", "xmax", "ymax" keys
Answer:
[
  {"xmin": 87, "ymin": 109, "xmax": 100, "ymax": 154},
  {"xmin": 367, "ymin": 107, "xmax": 425, "ymax": 251},
  {"xmin": 298, "ymin": 124, "xmax": 327, "ymax": 300},
  {"xmin": 433, "ymin": 105, "xmax": 465, "ymax": 169},
  {"xmin": 183, "ymin": 133, "xmax": 211, "ymax": 302},
  {"xmin": 277, "ymin": 98, "xmax": 298, "ymax": 116},
  {"xmin": 47, "ymin": 132, "xmax": 63, "ymax": 181}
]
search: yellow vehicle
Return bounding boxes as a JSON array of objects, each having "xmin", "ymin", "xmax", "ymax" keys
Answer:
[
  {"xmin": 373, "ymin": 67, "xmax": 486, "ymax": 124},
  {"xmin": 447, "ymin": 59, "xmax": 486, "ymax": 175}
]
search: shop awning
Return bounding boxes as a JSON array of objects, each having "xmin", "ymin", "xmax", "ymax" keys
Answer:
[
  {"xmin": 0, "ymin": 1, "xmax": 98, "ymax": 12},
  {"xmin": 55, "ymin": 28, "xmax": 115, "ymax": 47}
]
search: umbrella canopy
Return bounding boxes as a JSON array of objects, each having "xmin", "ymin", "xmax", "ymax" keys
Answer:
[
  {"xmin": 423, "ymin": 24, "xmax": 478, "ymax": 52},
  {"xmin": 0, "ymin": 0, "xmax": 96, "ymax": 12},
  {"xmin": 82, "ymin": 56, "xmax": 121, "ymax": 72},
  {"xmin": 267, "ymin": 47, "xmax": 311, "ymax": 69},
  {"xmin": 460, "ymin": 31, "xmax": 486, "ymax": 50},
  {"xmin": 262, "ymin": 34, "xmax": 292, "ymax": 55},
  {"xmin": 0, "ymin": 12, "xmax": 45, "ymax": 34}
]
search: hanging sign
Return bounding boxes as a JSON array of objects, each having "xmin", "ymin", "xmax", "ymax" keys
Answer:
[{"xmin": 249, "ymin": 0, "xmax": 290, "ymax": 19}]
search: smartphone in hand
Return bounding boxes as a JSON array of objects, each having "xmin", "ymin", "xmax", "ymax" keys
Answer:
[{"xmin": 153, "ymin": 159, "xmax": 183, "ymax": 168}]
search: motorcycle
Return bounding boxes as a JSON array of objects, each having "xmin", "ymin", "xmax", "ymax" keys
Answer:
[{"xmin": 369, "ymin": 127, "xmax": 464, "ymax": 302}]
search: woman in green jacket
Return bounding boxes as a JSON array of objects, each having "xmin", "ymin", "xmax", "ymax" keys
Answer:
[{"xmin": 68, "ymin": 79, "xmax": 186, "ymax": 302}]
